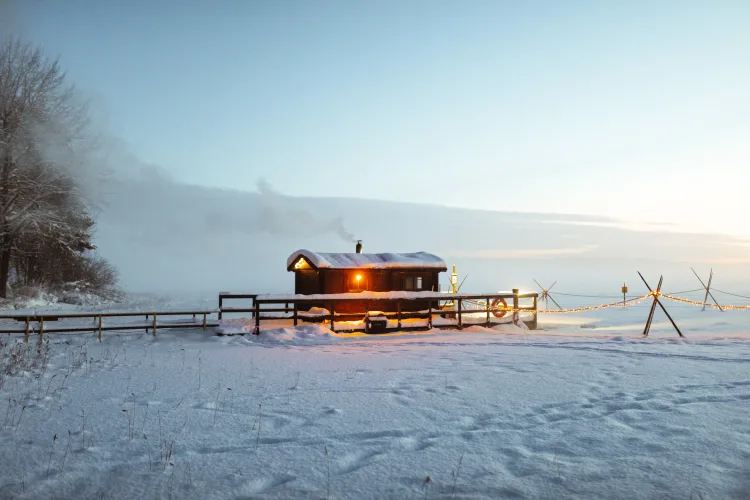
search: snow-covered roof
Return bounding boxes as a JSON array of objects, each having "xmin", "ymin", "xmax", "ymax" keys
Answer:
[{"xmin": 287, "ymin": 249, "xmax": 447, "ymax": 271}]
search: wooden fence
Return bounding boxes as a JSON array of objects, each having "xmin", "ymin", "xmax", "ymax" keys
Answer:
[
  {"xmin": 0, "ymin": 310, "xmax": 219, "ymax": 343},
  {"xmin": 219, "ymin": 290, "xmax": 539, "ymax": 334}
]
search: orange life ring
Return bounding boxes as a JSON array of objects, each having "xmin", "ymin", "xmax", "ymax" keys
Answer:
[{"xmin": 491, "ymin": 298, "xmax": 508, "ymax": 319}]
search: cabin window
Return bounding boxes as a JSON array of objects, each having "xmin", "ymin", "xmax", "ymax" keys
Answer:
[
  {"xmin": 404, "ymin": 275, "xmax": 422, "ymax": 291},
  {"xmin": 404, "ymin": 276, "xmax": 413, "ymax": 290}
]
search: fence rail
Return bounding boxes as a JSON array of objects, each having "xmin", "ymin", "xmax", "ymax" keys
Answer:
[
  {"xmin": 0, "ymin": 310, "xmax": 219, "ymax": 343},
  {"xmin": 226, "ymin": 290, "xmax": 539, "ymax": 334}
]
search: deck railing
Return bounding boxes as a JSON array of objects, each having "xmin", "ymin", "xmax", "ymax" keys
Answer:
[{"xmin": 218, "ymin": 290, "xmax": 538, "ymax": 334}]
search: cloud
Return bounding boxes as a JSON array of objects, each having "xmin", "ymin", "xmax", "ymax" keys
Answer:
[{"xmin": 445, "ymin": 245, "xmax": 599, "ymax": 260}]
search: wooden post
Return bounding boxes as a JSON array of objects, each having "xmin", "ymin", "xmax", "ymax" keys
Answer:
[
  {"xmin": 365, "ymin": 301, "xmax": 369, "ymax": 334},
  {"xmin": 39, "ymin": 318, "xmax": 44, "ymax": 344},
  {"xmin": 397, "ymin": 300, "xmax": 402, "ymax": 329},
  {"xmin": 458, "ymin": 298, "xmax": 463, "ymax": 330},
  {"xmin": 293, "ymin": 303, "xmax": 298, "ymax": 326},
  {"xmin": 145, "ymin": 314, "xmax": 149, "ymax": 332},
  {"xmin": 512, "ymin": 289, "xmax": 519, "ymax": 326},
  {"xmin": 202, "ymin": 313, "xmax": 207, "ymax": 331},
  {"xmin": 330, "ymin": 302, "xmax": 335, "ymax": 332},
  {"xmin": 531, "ymin": 296, "xmax": 538, "ymax": 330},
  {"xmin": 486, "ymin": 297, "xmax": 491, "ymax": 327},
  {"xmin": 24, "ymin": 318, "xmax": 29, "ymax": 344},
  {"xmin": 428, "ymin": 301, "xmax": 433, "ymax": 329},
  {"xmin": 218, "ymin": 295, "xmax": 223, "ymax": 320},
  {"xmin": 98, "ymin": 315, "xmax": 102, "ymax": 342},
  {"xmin": 251, "ymin": 297, "xmax": 256, "ymax": 319},
  {"xmin": 152, "ymin": 314, "xmax": 157, "ymax": 337},
  {"xmin": 253, "ymin": 300, "xmax": 260, "ymax": 335}
]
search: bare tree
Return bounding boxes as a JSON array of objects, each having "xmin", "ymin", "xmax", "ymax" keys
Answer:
[{"xmin": 0, "ymin": 37, "xmax": 106, "ymax": 297}]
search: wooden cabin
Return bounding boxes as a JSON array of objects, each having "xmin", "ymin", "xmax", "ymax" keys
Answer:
[{"xmin": 287, "ymin": 243, "xmax": 447, "ymax": 314}]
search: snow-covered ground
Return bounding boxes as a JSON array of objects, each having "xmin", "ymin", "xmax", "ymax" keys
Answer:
[{"xmin": 1, "ymin": 302, "xmax": 749, "ymax": 499}]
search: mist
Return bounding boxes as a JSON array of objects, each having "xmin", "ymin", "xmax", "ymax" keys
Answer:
[{"xmin": 91, "ymin": 162, "xmax": 750, "ymax": 302}]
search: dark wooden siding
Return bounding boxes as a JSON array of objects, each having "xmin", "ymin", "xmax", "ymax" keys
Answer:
[{"xmin": 294, "ymin": 268, "xmax": 442, "ymax": 314}]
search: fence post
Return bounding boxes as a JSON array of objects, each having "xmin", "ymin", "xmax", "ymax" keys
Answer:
[
  {"xmin": 24, "ymin": 318, "xmax": 29, "ymax": 344},
  {"xmin": 330, "ymin": 302, "xmax": 335, "ymax": 332},
  {"xmin": 152, "ymin": 314, "xmax": 157, "ymax": 337},
  {"xmin": 218, "ymin": 295, "xmax": 223, "ymax": 320},
  {"xmin": 39, "ymin": 318, "xmax": 44, "ymax": 345},
  {"xmin": 293, "ymin": 302, "xmax": 298, "ymax": 327},
  {"xmin": 486, "ymin": 297, "xmax": 491, "ymax": 327},
  {"xmin": 202, "ymin": 313, "xmax": 207, "ymax": 331},
  {"xmin": 458, "ymin": 299, "xmax": 463, "ymax": 330},
  {"xmin": 365, "ymin": 301, "xmax": 369, "ymax": 334},
  {"xmin": 98, "ymin": 316, "xmax": 103, "ymax": 342},
  {"xmin": 397, "ymin": 300, "xmax": 402, "ymax": 330},
  {"xmin": 428, "ymin": 301, "xmax": 433, "ymax": 329},
  {"xmin": 253, "ymin": 301, "xmax": 260, "ymax": 335},
  {"xmin": 512, "ymin": 289, "xmax": 519, "ymax": 326},
  {"xmin": 532, "ymin": 295, "xmax": 538, "ymax": 330}
]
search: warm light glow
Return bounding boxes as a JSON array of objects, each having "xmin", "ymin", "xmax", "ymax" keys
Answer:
[
  {"xmin": 294, "ymin": 258, "xmax": 305, "ymax": 269},
  {"xmin": 356, "ymin": 274, "xmax": 362, "ymax": 282}
]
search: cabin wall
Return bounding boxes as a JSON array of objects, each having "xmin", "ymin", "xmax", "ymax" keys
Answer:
[
  {"xmin": 293, "ymin": 268, "xmax": 442, "ymax": 314},
  {"xmin": 294, "ymin": 270, "xmax": 320, "ymax": 295}
]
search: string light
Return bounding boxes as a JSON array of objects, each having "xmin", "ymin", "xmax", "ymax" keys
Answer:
[
  {"xmin": 661, "ymin": 293, "xmax": 750, "ymax": 311},
  {"xmin": 459, "ymin": 294, "xmax": 652, "ymax": 315},
  {"xmin": 452, "ymin": 292, "xmax": 750, "ymax": 316}
]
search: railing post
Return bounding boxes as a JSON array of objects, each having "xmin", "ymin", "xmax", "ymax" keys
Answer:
[
  {"xmin": 202, "ymin": 313, "xmax": 207, "ymax": 330},
  {"xmin": 24, "ymin": 317, "xmax": 29, "ymax": 344},
  {"xmin": 98, "ymin": 315, "xmax": 103, "ymax": 342},
  {"xmin": 330, "ymin": 302, "xmax": 335, "ymax": 332},
  {"xmin": 253, "ymin": 301, "xmax": 260, "ymax": 335},
  {"xmin": 218, "ymin": 295, "xmax": 223, "ymax": 320},
  {"xmin": 532, "ymin": 295, "xmax": 538, "ymax": 330},
  {"xmin": 153, "ymin": 314, "xmax": 157, "ymax": 336},
  {"xmin": 365, "ymin": 301, "xmax": 369, "ymax": 334},
  {"xmin": 293, "ymin": 302, "xmax": 298, "ymax": 327},
  {"xmin": 39, "ymin": 318, "xmax": 44, "ymax": 345},
  {"xmin": 251, "ymin": 297, "xmax": 256, "ymax": 319},
  {"xmin": 458, "ymin": 299, "xmax": 463, "ymax": 330},
  {"xmin": 428, "ymin": 301, "xmax": 433, "ymax": 329},
  {"xmin": 397, "ymin": 300, "xmax": 402, "ymax": 330},
  {"xmin": 512, "ymin": 289, "xmax": 519, "ymax": 326},
  {"xmin": 486, "ymin": 297, "xmax": 491, "ymax": 327}
]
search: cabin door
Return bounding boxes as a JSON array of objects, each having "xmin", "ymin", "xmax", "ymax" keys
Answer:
[{"xmin": 295, "ymin": 270, "xmax": 319, "ymax": 295}]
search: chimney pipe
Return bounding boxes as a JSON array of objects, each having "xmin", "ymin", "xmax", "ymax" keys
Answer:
[{"xmin": 355, "ymin": 240, "xmax": 363, "ymax": 254}]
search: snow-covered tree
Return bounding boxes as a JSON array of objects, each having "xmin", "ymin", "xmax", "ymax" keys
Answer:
[{"xmin": 0, "ymin": 37, "xmax": 114, "ymax": 297}]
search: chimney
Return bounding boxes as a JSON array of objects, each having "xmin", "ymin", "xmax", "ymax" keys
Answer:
[{"xmin": 355, "ymin": 240, "xmax": 363, "ymax": 254}]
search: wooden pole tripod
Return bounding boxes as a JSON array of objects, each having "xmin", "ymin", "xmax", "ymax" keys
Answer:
[
  {"xmin": 691, "ymin": 268, "xmax": 724, "ymax": 312},
  {"xmin": 638, "ymin": 272, "xmax": 683, "ymax": 337},
  {"xmin": 533, "ymin": 280, "xmax": 562, "ymax": 311}
]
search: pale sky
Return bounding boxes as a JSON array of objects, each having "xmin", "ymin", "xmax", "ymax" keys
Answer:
[{"xmin": 11, "ymin": 0, "xmax": 750, "ymax": 237}]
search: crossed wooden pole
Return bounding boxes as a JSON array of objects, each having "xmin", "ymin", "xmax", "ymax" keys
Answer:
[
  {"xmin": 534, "ymin": 279, "xmax": 562, "ymax": 311},
  {"xmin": 691, "ymin": 268, "xmax": 724, "ymax": 312},
  {"xmin": 638, "ymin": 272, "xmax": 683, "ymax": 337}
]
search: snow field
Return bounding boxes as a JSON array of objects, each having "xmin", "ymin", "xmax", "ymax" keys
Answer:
[{"xmin": 0, "ymin": 323, "xmax": 749, "ymax": 499}]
